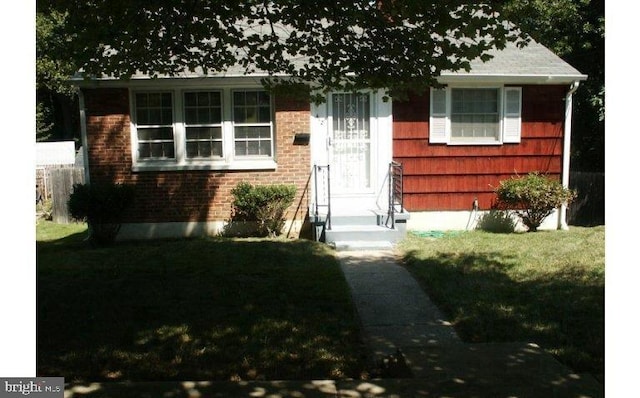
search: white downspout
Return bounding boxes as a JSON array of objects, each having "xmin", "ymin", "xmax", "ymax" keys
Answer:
[
  {"xmin": 77, "ymin": 89, "xmax": 91, "ymax": 184},
  {"xmin": 558, "ymin": 81, "xmax": 580, "ymax": 230}
]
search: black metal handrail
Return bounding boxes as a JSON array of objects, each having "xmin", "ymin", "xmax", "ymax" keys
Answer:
[
  {"xmin": 313, "ymin": 164, "xmax": 331, "ymax": 231},
  {"xmin": 388, "ymin": 161, "xmax": 404, "ymax": 229}
]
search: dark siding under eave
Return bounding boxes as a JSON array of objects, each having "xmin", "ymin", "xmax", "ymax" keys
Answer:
[{"xmin": 392, "ymin": 85, "xmax": 567, "ymax": 211}]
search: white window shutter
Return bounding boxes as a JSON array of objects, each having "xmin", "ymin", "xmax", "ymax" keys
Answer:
[
  {"xmin": 430, "ymin": 87, "xmax": 448, "ymax": 143},
  {"xmin": 503, "ymin": 87, "xmax": 522, "ymax": 143}
]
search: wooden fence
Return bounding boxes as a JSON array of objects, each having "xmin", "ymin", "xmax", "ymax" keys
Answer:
[
  {"xmin": 47, "ymin": 167, "xmax": 85, "ymax": 224},
  {"xmin": 568, "ymin": 171, "xmax": 605, "ymax": 226},
  {"xmin": 37, "ymin": 165, "xmax": 70, "ymax": 201}
]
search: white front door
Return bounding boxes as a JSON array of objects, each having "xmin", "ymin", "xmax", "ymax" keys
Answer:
[
  {"xmin": 329, "ymin": 93, "xmax": 373, "ymax": 194},
  {"xmin": 310, "ymin": 90, "xmax": 393, "ymax": 214}
]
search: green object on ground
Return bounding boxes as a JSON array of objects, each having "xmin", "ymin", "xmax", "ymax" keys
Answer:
[{"xmin": 410, "ymin": 230, "xmax": 463, "ymax": 239}]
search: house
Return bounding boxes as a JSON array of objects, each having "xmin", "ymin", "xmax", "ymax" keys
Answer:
[{"xmin": 72, "ymin": 34, "xmax": 586, "ymax": 247}]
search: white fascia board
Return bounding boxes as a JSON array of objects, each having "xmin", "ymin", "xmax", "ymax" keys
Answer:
[
  {"xmin": 70, "ymin": 73, "xmax": 294, "ymax": 88},
  {"xmin": 73, "ymin": 72, "xmax": 590, "ymax": 89},
  {"xmin": 437, "ymin": 73, "xmax": 587, "ymax": 85}
]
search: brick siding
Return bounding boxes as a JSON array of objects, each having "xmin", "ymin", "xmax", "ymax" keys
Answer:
[{"xmin": 83, "ymin": 88, "xmax": 311, "ymax": 224}]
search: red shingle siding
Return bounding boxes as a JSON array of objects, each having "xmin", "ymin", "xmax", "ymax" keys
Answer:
[
  {"xmin": 83, "ymin": 88, "xmax": 311, "ymax": 224},
  {"xmin": 392, "ymin": 85, "xmax": 567, "ymax": 211}
]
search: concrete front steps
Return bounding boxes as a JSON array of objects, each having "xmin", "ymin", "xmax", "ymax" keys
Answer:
[{"xmin": 321, "ymin": 210, "xmax": 410, "ymax": 251}]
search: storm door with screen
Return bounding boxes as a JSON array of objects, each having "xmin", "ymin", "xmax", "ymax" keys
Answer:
[{"xmin": 329, "ymin": 93, "xmax": 373, "ymax": 193}]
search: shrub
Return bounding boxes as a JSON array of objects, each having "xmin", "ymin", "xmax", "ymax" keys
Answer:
[
  {"xmin": 36, "ymin": 199, "xmax": 53, "ymax": 221},
  {"xmin": 229, "ymin": 182, "xmax": 297, "ymax": 237},
  {"xmin": 68, "ymin": 182, "xmax": 135, "ymax": 245},
  {"xmin": 476, "ymin": 210, "xmax": 516, "ymax": 233},
  {"xmin": 495, "ymin": 172, "xmax": 576, "ymax": 232}
]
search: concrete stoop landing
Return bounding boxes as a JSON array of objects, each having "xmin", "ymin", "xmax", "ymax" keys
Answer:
[
  {"xmin": 321, "ymin": 210, "xmax": 410, "ymax": 251},
  {"xmin": 337, "ymin": 250, "xmax": 604, "ymax": 398}
]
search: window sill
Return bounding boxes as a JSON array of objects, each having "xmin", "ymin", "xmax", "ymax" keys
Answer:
[
  {"xmin": 447, "ymin": 139, "xmax": 503, "ymax": 146},
  {"xmin": 132, "ymin": 159, "xmax": 278, "ymax": 172}
]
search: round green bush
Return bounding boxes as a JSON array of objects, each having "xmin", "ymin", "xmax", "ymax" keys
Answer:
[
  {"xmin": 495, "ymin": 172, "xmax": 576, "ymax": 232},
  {"xmin": 228, "ymin": 182, "xmax": 297, "ymax": 237},
  {"xmin": 68, "ymin": 182, "xmax": 135, "ymax": 245}
]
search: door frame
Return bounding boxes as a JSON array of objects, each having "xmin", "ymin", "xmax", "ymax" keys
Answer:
[{"xmin": 310, "ymin": 90, "xmax": 393, "ymax": 214}]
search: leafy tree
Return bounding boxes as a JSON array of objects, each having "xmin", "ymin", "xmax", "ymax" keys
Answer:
[
  {"xmin": 43, "ymin": 0, "xmax": 525, "ymax": 99},
  {"xmin": 501, "ymin": 0, "xmax": 605, "ymax": 172},
  {"xmin": 36, "ymin": 102, "xmax": 54, "ymax": 142},
  {"xmin": 36, "ymin": 9, "xmax": 76, "ymax": 96},
  {"xmin": 36, "ymin": 7, "xmax": 80, "ymax": 142}
]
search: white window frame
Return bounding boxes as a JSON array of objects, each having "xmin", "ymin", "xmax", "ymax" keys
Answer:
[
  {"xmin": 183, "ymin": 90, "xmax": 224, "ymax": 160},
  {"xmin": 430, "ymin": 85, "xmax": 522, "ymax": 145},
  {"xmin": 132, "ymin": 91, "xmax": 176, "ymax": 160},
  {"xmin": 450, "ymin": 87, "xmax": 501, "ymax": 143},
  {"xmin": 130, "ymin": 86, "xmax": 276, "ymax": 171},
  {"xmin": 231, "ymin": 89, "xmax": 275, "ymax": 159}
]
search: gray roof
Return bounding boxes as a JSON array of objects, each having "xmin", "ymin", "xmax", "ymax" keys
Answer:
[
  {"xmin": 74, "ymin": 22, "xmax": 586, "ymax": 85},
  {"xmin": 439, "ymin": 39, "xmax": 586, "ymax": 83}
]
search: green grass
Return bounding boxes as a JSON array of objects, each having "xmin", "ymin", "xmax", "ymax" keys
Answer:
[
  {"xmin": 398, "ymin": 227, "xmax": 604, "ymax": 382},
  {"xmin": 37, "ymin": 221, "xmax": 368, "ymax": 383},
  {"xmin": 35, "ymin": 219, "xmax": 88, "ymax": 242}
]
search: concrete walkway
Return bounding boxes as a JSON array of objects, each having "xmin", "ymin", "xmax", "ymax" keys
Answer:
[
  {"xmin": 338, "ymin": 250, "xmax": 461, "ymax": 357},
  {"xmin": 336, "ymin": 249, "xmax": 604, "ymax": 398}
]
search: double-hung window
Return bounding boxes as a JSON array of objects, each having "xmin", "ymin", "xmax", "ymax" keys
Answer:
[
  {"xmin": 233, "ymin": 90, "xmax": 273, "ymax": 157},
  {"xmin": 131, "ymin": 87, "xmax": 275, "ymax": 170},
  {"xmin": 451, "ymin": 88, "xmax": 500, "ymax": 141},
  {"xmin": 134, "ymin": 92, "xmax": 175, "ymax": 160},
  {"xmin": 184, "ymin": 91, "xmax": 223, "ymax": 159},
  {"xmin": 430, "ymin": 86, "xmax": 522, "ymax": 145}
]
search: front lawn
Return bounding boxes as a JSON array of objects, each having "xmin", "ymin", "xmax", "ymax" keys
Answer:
[
  {"xmin": 398, "ymin": 227, "xmax": 604, "ymax": 382},
  {"xmin": 37, "ymin": 221, "xmax": 368, "ymax": 383}
]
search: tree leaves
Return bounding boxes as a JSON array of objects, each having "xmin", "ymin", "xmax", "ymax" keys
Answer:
[
  {"xmin": 500, "ymin": 0, "xmax": 604, "ymax": 172},
  {"xmin": 43, "ymin": 0, "xmax": 524, "ymax": 98}
]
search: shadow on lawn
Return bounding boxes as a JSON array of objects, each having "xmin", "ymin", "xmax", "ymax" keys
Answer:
[
  {"xmin": 36, "ymin": 230, "xmax": 89, "ymax": 247},
  {"xmin": 401, "ymin": 250, "xmax": 604, "ymax": 382},
  {"xmin": 37, "ymin": 238, "xmax": 369, "ymax": 383},
  {"xmin": 63, "ymin": 379, "xmax": 460, "ymax": 398}
]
